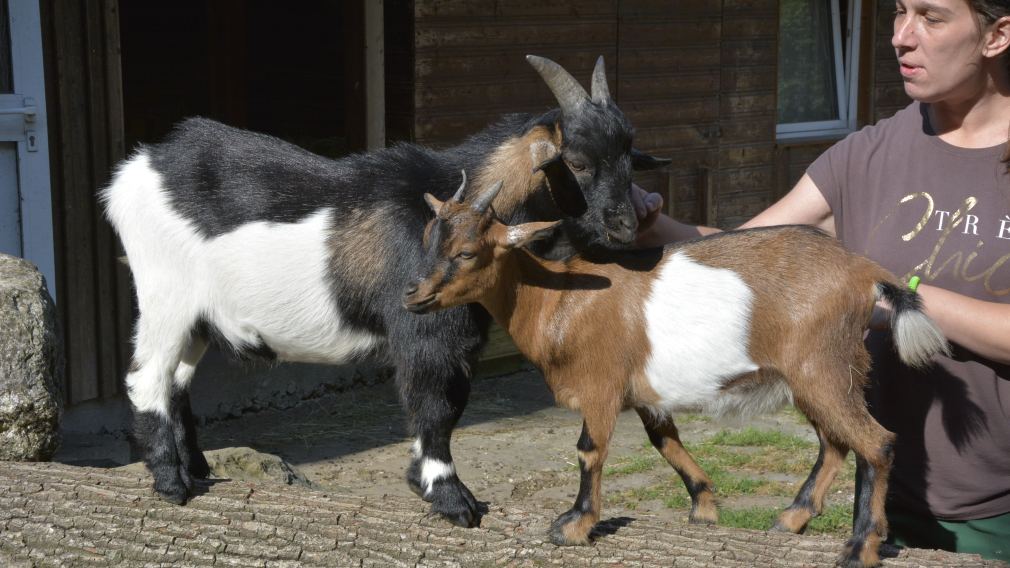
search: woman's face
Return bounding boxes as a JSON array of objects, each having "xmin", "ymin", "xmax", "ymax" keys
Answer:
[{"xmin": 892, "ymin": 0, "xmax": 990, "ymax": 103}]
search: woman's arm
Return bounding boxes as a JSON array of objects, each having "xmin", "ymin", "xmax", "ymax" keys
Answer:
[
  {"xmin": 633, "ymin": 173, "xmax": 836, "ymax": 246},
  {"xmin": 738, "ymin": 174, "xmax": 835, "ymax": 234},
  {"xmin": 917, "ymin": 284, "xmax": 1010, "ymax": 365}
]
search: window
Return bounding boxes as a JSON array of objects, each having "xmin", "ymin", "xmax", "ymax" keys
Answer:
[{"xmin": 777, "ymin": 0, "xmax": 862, "ymax": 140}]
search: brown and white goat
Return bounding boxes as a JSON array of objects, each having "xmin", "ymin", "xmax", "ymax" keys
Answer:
[{"xmin": 403, "ymin": 177, "xmax": 949, "ymax": 568}]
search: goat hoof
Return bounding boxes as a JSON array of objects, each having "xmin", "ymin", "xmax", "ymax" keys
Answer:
[
  {"xmin": 549, "ymin": 509, "xmax": 594, "ymax": 546},
  {"xmin": 773, "ymin": 508, "xmax": 811, "ymax": 534},
  {"xmin": 428, "ymin": 478, "xmax": 480, "ymax": 528},
  {"xmin": 836, "ymin": 539, "xmax": 881, "ymax": 568},
  {"xmin": 687, "ymin": 506, "xmax": 718, "ymax": 525},
  {"xmin": 688, "ymin": 514, "xmax": 717, "ymax": 525},
  {"xmin": 153, "ymin": 478, "xmax": 190, "ymax": 505},
  {"xmin": 150, "ymin": 461, "xmax": 192, "ymax": 505}
]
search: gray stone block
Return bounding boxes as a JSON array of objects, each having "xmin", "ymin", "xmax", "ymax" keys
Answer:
[{"xmin": 0, "ymin": 254, "xmax": 63, "ymax": 460}]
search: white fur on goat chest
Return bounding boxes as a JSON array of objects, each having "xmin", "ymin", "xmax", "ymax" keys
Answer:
[
  {"xmin": 103, "ymin": 152, "xmax": 380, "ymax": 364},
  {"xmin": 640, "ymin": 251, "xmax": 788, "ymax": 417}
]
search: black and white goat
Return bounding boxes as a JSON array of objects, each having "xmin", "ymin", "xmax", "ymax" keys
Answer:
[
  {"xmin": 403, "ymin": 177, "xmax": 950, "ymax": 567},
  {"xmin": 100, "ymin": 55, "xmax": 668, "ymax": 526}
]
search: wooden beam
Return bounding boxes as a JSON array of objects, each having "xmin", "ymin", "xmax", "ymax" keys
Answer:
[{"xmin": 365, "ymin": 0, "xmax": 385, "ymax": 150}]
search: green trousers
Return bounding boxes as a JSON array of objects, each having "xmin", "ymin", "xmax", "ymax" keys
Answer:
[{"xmin": 887, "ymin": 509, "xmax": 1010, "ymax": 561}]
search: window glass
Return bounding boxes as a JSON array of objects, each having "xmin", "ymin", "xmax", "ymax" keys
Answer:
[
  {"xmin": 778, "ymin": 0, "xmax": 839, "ymax": 124},
  {"xmin": 777, "ymin": 0, "xmax": 860, "ymax": 140}
]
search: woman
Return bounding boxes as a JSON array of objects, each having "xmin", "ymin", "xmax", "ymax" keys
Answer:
[{"xmin": 633, "ymin": 0, "xmax": 1010, "ymax": 559}]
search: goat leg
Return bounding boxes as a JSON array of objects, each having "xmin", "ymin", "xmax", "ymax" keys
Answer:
[
  {"xmin": 636, "ymin": 408, "xmax": 718, "ymax": 525},
  {"xmin": 550, "ymin": 410, "xmax": 618, "ymax": 546}
]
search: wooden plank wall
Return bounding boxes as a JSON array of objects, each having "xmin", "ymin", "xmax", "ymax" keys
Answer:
[
  {"xmin": 412, "ymin": 0, "xmax": 778, "ymax": 229},
  {"xmin": 412, "ymin": 0, "xmax": 618, "ymax": 147},
  {"xmin": 714, "ymin": 0, "xmax": 778, "ymax": 228},
  {"xmin": 618, "ymin": 0, "xmax": 722, "ymax": 226},
  {"xmin": 774, "ymin": 141, "xmax": 832, "ymax": 198},
  {"xmin": 40, "ymin": 0, "xmax": 130, "ymax": 405},
  {"xmin": 871, "ymin": 0, "xmax": 907, "ymax": 121}
]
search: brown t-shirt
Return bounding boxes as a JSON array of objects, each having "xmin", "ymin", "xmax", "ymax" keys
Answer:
[{"xmin": 808, "ymin": 101, "xmax": 1010, "ymax": 520}]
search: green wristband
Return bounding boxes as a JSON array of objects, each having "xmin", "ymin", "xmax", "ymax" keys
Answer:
[{"xmin": 908, "ymin": 276, "xmax": 921, "ymax": 292}]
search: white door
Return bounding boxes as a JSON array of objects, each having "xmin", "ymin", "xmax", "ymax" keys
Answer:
[{"xmin": 0, "ymin": 0, "xmax": 55, "ymax": 300}]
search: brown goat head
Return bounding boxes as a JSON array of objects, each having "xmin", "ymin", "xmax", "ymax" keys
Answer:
[{"xmin": 404, "ymin": 172, "xmax": 559, "ymax": 314}]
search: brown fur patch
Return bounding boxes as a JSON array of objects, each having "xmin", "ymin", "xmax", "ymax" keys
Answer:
[
  {"xmin": 327, "ymin": 206, "xmax": 396, "ymax": 292},
  {"xmin": 481, "ymin": 249, "xmax": 664, "ymax": 417},
  {"xmin": 473, "ymin": 125, "xmax": 559, "ymax": 218}
]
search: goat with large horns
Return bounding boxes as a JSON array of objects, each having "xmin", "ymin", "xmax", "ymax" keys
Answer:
[{"xmin": 100, "ymin": 55, "xmax": 667, "ymax": 528}]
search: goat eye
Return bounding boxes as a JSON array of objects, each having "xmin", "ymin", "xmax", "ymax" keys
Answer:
[
  {"xmin": 457, "ymin": 251, "xmax": 476, "ymax": 260},
  {"xmin": 566, "ymin": 159, "xmax": 587, "ymax": 172}
]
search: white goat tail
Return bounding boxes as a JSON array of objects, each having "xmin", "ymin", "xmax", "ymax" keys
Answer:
[
  {"xmin": 893, "ymin": 309, "xmax": 950, "ymax": 369},
  {"xmin": 877, "ymin": 282, "xmax": 951, "ymax": 369}
]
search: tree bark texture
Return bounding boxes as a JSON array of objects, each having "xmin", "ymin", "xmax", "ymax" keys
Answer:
[{"xmin": 0, "ymin": 462, "xmax": 1003, "ymax": 567}]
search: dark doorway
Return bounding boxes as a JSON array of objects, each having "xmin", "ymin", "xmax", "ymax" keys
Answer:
[{"xmin": 118, "ymin": 1, "xmax": 364, "ymax": 157}]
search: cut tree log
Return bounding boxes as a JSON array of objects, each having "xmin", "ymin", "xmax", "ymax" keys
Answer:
[{"xmin": 0, "ymin": 462, "xmax": 1003, "ymax": 567}]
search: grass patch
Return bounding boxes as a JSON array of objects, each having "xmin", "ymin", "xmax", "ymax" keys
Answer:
[
  {"xmin": 605, "ymin": 454, "xmax": 661, "ymax": 476},
  {"xmin": 707, "ymin": 467, "xmax": 769, "ymax": 495},
  {"xmin": 718, "ymin": 503, "xmax": 853, "ymax": 537},
  {"xmin": 719, "ymin": 507, "xmax": 781, "ymax": 531},
  {"xmin": 705, "ymin": 427, "xmax": 815, "ymax": 450},
  {"xmin": 808, "ymin": 503, "xmax": 854, "ymax": 535}
]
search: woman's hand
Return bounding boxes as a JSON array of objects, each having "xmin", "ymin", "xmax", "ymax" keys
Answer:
[{"xmin": 631, "ymin": 183, "xmax": 663, "ymax": 231}]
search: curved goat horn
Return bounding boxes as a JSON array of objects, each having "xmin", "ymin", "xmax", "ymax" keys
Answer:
[
  {"xmin": 526, "ymin": 55, "xmax": 588, "ymax": 115},
  {"xmin": 452, "ymin": 170, "xmax": 468, "ymax": 203},
  {"xmin": 472, "ymin": 180, "xmax": 504, "ymax": 214},
  {"xmin": 590, "ymin": 56, "xmax": 611, "ymax": 104}
]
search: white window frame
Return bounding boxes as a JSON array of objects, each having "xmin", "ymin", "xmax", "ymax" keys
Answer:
[{"xmin": 777, "ymin": 0, "xmax": 862, "ymax": 141}]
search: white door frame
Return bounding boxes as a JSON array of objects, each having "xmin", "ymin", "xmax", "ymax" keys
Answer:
[{"xmin": 4, "ymin": 0, "xmax": 56, "ymax": 301}]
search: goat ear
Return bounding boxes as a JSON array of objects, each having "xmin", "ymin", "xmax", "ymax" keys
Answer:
[
  {"xmin": 631, "ymin": 148, "xmax": 672, "ymax": 171},
  {"xmin": 529, "ymin": 139, "xmax": 559, "ymax": 167},
  {"xmin": 501, "ymin": 220, "xmax": 562, "ymax": 249},
  {"xmin": 423, "ymin": 193, "xmax": 444, "ymax": 214},
  {"xmin": 533, "ymin": 154, "xmax": 588, "ymax": 217}
]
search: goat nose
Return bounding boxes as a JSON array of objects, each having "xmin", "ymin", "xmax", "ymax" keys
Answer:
[{"xmin": 405, "ymin": 283, "xmax": 419, "ymax": 296}]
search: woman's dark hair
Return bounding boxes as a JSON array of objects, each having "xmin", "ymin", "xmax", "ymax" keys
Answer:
[{"xmin": 969, "ymin": 0, "xmax": 1010, "ymax": 169}]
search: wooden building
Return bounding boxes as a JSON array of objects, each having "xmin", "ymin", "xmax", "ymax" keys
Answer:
[{"xmin": 2, "ymin": 0, "xmax": 909, "ymax": 415}]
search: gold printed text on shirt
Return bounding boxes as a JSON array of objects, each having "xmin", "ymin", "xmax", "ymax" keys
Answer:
[
  {"xmin": 899, "ymin": 192, "xmax": 934, "ymax": 241},
  {"xmin": 894, "ymin": 193, "xmax": 1009, "ymax": 296}
]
